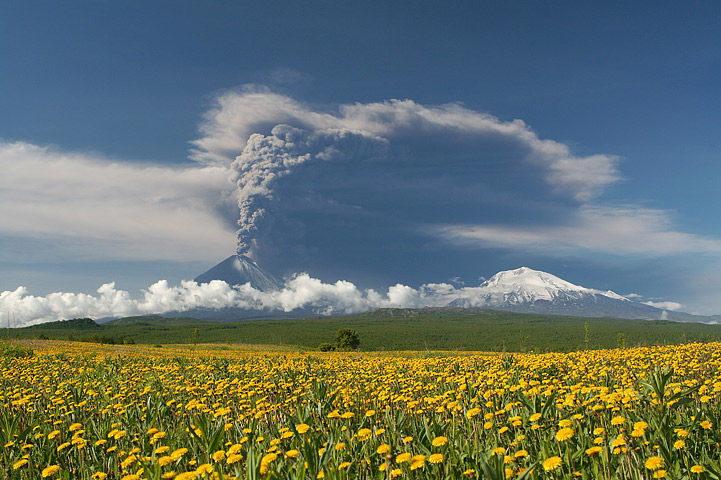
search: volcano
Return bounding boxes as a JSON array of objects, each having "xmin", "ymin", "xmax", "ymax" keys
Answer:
[{"xmin": 194, "ymin": 254, "xmax": 282, "ymax": 291}]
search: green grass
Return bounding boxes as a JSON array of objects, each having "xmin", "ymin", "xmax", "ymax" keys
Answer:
[{"xmin": 7, "ymin": 308, "xmax": 721, "ymax": 352}]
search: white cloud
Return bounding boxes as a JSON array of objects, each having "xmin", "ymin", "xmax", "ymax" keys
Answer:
[
  {"xmin": 436, "ymin": 205, "xmax": 721, "ymax": 256},
  {"xmin": 643, "ymin": 300, "xmax": 683, "ymax": 311},
  {"xmin": 0, "ymin": 141, "xmax": 237, "ymax": 262},
  {"xmin": 0, "ymin": 270, "xmax": 647, "ymax": 327}
]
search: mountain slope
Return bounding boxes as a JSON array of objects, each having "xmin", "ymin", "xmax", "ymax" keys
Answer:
[
  {"xmin": 194, "ymin": 255, "xmax": 282, "ymax": 291},
  {"xmin": 449, "ymin": 267, "xmax": 692, "ymax": 320}
]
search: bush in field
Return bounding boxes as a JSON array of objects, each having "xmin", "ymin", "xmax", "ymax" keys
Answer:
[{"xmin": 334, "ymin": 328, "xmax": 360, "ymax": 350}]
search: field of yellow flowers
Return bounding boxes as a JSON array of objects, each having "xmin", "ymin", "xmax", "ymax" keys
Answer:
[{"xmin": 1, "ymin": 340, "xmax": 720, "ymax": 480}]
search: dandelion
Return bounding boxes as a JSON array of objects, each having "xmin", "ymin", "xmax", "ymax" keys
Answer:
[
  {"xmin": 674, "ymin": 440, "xmax": 685, "ymax": 449},
  {"xmin": 286, "ymin": 449, "xmax": 300, "ymax": 458},
  {"xmin": 396, "ymin": 452, "xmax": 411, "ymax": 463},
  {"xmin": 13, "ymin": 459, "xmax": 28, "ymax": 469},
  {"xmin": 296, "ymin": 423, "xmax": 310, "ymax": 434},
  {"xmin": 410, "ymin": 455, "xmax": 426, "ymax": 470},
  {"xmin": 691, "ymin": 465, "xmax": 704, "ymax": 473},
  {"xmin": 41, "ymin": 465, "xmax": 61, "ymax": 477},
  {"xmin": 432, "ymin": 436, "xmax": 448, "ymax": 447},
  {"xmin": 543, "ymin": 456, "xmax": 562, "ymax": 471},
  {"xmin": 429, "ymin": 453, "xmax": 444, "ymax": 464},
  {"xmin": 645, "ymin": 457, "xmax": 664, "ymax": 471},
  {"xmin": 377, "ymin": 443, "xmax": 391, "ymax": 454},
  {"xmin": 556, "ymin": 428, "xmax": 574, "ymax": 441},
  {"xmin": 700, "ymin": 420, "xmax": 712, "ymax": 430},
  {"xmin": 586, "ymin": 446, "xmax": 602, "ymax": 456}
]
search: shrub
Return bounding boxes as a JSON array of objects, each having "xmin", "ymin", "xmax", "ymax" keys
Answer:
[{"xmin": 334, "ymin": 328, "xmax": 360, "ymax": 351}]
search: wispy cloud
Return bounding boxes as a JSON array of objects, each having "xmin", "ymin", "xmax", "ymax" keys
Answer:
[
  {"xmin": 436, "ymin": 205, "xmax": 721, "ymax": 257},
  {"xmin": 0, "ymin": 141, "xmax": 237, "ymax": 262},
  {"xmin": 643, "ymin": 300, "xmax": 683, "ymax": 311}
]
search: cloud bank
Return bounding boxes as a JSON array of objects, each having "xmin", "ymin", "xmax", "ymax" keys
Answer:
[
  {"xmin": 0, "ymin": 275, "xmax": 456, "ymax": 326},
  {"xmin": 0, "ymin": 142, "xmax": 236, "ymax": 262}
]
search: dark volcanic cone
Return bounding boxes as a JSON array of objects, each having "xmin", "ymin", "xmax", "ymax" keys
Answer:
[{"xmin": 194, "ymin": 255, "xmax": 282, "ymax": 291}]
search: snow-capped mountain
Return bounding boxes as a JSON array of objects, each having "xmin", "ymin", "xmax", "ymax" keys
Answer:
[
  {"xmin": 449, "ymin": 267, "xmax": 688, "ymax": 320},
  {"xmin": 194, "ymin": 255, "xmax": 282, "ymax": 291}
]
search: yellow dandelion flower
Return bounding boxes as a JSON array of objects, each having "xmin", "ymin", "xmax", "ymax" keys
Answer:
[
  {"xmin": 410, "ymin": 455, "xmax": 426, "ymax": 470},
  {"xmin": 691, "ymin": 465, "xmax": 704, "ymax": 473},
  {"xmin": 226, "ymin": 454, "xmax": 243, "ymax": 464},
  {"xmin": 543, "ymin": 456, "xmax": 562, "ymax": 471},
  {"xmin": 396, "ymin": 452, "xmax": 412, "ymax": 463},
  {"xmin": 286, "ymin": 449, "xmax": 300, "ymax": 458},
  {"xmin": 556, "ymin": 428, "xmax": 574, "ymax": 441},
  {"xmin": 645, "ymin": 457, "xmax": 664, "ymax": 471},
  {"xmin": 653, "ymin": 470, "xmax": 667, "ymax": 478},
  {"xmin": 377, "ymin": 443, "xmax": 391, "ymax": 454},
  {"xmin": 467, "ymin": 407, "xmax": 481, "ymax": 418},
  {"xmin": 296, "ymin": 424, "xmax": 310, "ymax": 434},
  {"xmin": 429, "ymin": 453, "xmax": 444, "ymax": 464},
  {"xmin": 432, "ymin": 436, "xmax": 448, "ymax": 447},
  {"xmin": 195, "ymin": 464, "xmax": 213, "ymax": 475},
  {"xmin": 586, "ymin": 446, "xmax": 602, "ymax": 456},
  {"xmin": 42, "ymin": 465, "xmax": 61, "ymax": 477},
  {"xmin": 13, "ymin": 459, "xmax": 28, "ymax": 469}
]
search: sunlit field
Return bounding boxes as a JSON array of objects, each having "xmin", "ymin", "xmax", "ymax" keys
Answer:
[{"xmin": 2, "ymin": 340, "xmax": 720, "ymax": 479}]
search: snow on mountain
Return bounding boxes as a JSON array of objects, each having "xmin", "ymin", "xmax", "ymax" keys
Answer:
[
  {"xmin": 478, "ymin": 266, "xmax": 629, "ymax": 303},
  {"xmin": 194, "ymin": 255, "xmax": 282, "ymax": 291},
  {"xmin": 448, "ymin": 267, "xmax": 679, "ymax": 320}
]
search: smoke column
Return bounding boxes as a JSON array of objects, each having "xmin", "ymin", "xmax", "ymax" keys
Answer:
[{"xmin": 230, "ymin": 124, "xmax": 388, "ymax": 255}]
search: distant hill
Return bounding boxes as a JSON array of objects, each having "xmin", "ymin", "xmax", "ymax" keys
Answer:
[{"xmin": 9, "ymin": 308, "xmax": 721, "ymax": 352}]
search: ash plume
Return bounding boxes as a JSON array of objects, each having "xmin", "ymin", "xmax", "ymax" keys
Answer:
[{"xmin": 231, "ymin": 124, "xmax": 388, "ymax": 255}]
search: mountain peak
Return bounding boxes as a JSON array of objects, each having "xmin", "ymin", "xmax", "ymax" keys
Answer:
[
  {"xmin": 194, "ymin": 255, "xmax": 282, "ymax": 291},
  {"xmin": 483, "ymin": 266, "xmax": 587, "ymax": 296}
]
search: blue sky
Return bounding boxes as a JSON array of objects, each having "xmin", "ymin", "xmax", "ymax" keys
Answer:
[{"xmin": 1, "ymin": 1, "xmax": 720, "ymax": 321}]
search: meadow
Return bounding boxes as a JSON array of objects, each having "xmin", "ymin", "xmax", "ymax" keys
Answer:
[
  {"xmin": 2, "ymin": 340, "xmax": 721, "ymax": 479},
  {"xmin": 9, "ymin": 308, "xmax": 721, "ymax": 351}
]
